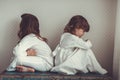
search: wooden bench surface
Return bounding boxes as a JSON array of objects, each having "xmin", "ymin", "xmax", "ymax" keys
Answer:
[{"xmin": 0, "ymin": 71, "xmax": 113, "ymax": 80}]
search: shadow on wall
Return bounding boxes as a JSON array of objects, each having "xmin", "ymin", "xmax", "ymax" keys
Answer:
[
  {"xmin": 0, "ymin": 19, "xmax": 19, "ymax": 72},
  {"xmin": 48, "ymin": 25, "xmax": 64, "ymax": 51}
]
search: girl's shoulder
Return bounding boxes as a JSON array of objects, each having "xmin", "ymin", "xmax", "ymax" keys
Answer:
[
  {"xmin": 26, "ymin": 33, "xmax": 36, "ymax": 37},
  {"xmin": 62, "ymin": 32, "xmax": 72, "ymax": 37},
  {"xmin": 62, "ymin": 32, "xmax": 78, "ymax": 39},
  {"xmin": 21, "ymin": 33, "xmax": 36, "ymax": 41},
  {"xmin": 60, "ymin": 32, "xmax": 79, "ymax": 42}
]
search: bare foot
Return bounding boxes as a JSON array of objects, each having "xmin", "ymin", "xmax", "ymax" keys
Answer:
[{"xmin": 16, "ymin": 66, "xmax": 35, "ymax": 72}]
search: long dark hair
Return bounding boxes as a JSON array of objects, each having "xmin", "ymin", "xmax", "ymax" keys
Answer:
[
  {"xmin": 64, "ymin": 15, "xmax": 90, "ymax": 33},
  {"xmin": 18, "ymin": 13, "xmax": 47, "ymax": 42}
]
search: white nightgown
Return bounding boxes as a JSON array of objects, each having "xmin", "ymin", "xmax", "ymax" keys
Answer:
[
  {"xmin": 7, "ymin": 33, "xmax": 53, "ymax": 71},
  {"xmin": 51, "ymin": 33, "xmax": 107, "ymax": 75}
]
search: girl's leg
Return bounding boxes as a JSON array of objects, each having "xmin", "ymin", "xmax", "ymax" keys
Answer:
[
  {"xmin": 17, "ymin": 56, "xmax": 51, "ymax": 71},
  {"xmin": 16, "ymin": 65, "xmax": 35, "ymax": 72},
  {"xmin": 52, "ymin": 49, "xmax": 88, "ymax": 74},
  {"xmin": 86, "ymin": 49, "xmax": 107, "ymax": 74}
]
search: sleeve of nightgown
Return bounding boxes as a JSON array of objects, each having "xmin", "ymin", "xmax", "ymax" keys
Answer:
[
  {"xmin": 13, "ymin": 35, "xmax": 37, "ymax": 57},
  {"xmin": 60, "ymin": 33, "xmax": 92, "ymax": 50}
]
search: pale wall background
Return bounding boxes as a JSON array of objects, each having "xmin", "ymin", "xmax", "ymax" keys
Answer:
[{"xmin": 0, "ymin": 0, "xmax": 116, "ymax": 76}]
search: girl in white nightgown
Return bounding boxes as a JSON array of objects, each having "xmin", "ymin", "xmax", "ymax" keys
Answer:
[
  {"xmin": 51, "ymin": 15, "xmax": 107, "ymax": 75},
  {"xmin": 6, "ymin": 13, "xmax": 53, "ymax": 72}
]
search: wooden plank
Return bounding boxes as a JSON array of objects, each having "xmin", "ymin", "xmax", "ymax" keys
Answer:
[{"xmin": 0, "ymin": 71, "xmax": 113, "ymax": 80}]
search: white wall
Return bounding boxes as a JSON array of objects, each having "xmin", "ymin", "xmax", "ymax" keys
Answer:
[
  {"xmin": 113, "ymin": 0, "xmax": 120, "ymax": 80},
  {"xmin": 0, "ymin": 0, "xmax": 116, "ymax": 76}
]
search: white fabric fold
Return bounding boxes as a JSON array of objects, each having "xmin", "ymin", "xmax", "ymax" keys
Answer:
[
  {"xmin": 51, "ymin": 33, "xmax": 107, "ymax": 75},
  {"xmin": 7, "ymin": 33, "xmax": 53, "ymax": 71}
]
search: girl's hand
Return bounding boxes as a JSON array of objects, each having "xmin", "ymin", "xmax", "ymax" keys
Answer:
[{"xmin": 26, "ymin": 49, "xmax": 36, "ymax": 56}]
